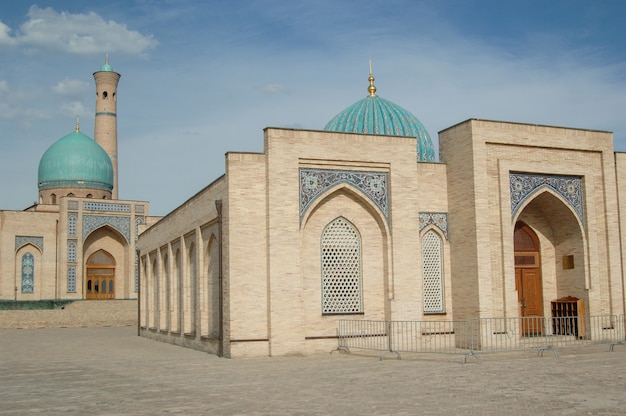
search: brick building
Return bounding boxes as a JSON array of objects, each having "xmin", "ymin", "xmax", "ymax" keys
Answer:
[{"xmin": 138, "ymin": 69, "xmax": 626, "ymax": 358}]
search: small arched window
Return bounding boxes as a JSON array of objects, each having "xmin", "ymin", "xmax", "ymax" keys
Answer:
[
  {"xmin": 50, "ymin": 194, "xmax": 56, "ymax": 204},
  {"xmin": 321, "ymin": 217, "xmax": 362, "ymax": 314},
  {"xmin": 68, "ymin": 242, "xmax": 76, "ymax": 263},
  {"xmin": 422, "ymin": 230, "xmax": 444, "ymax": 314}
]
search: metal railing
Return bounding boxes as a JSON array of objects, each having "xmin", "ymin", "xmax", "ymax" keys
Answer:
[{"xmin": 335, "ymin": 315, "xmax": 626, "ymax": 361}]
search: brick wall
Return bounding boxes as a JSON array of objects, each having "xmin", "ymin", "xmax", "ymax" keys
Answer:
[{"xmin": 0, "ymin": 300, "xmax": 137, "ymax": 329}]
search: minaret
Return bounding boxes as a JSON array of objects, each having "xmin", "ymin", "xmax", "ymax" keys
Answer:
[{"xmin": 93, "ymin": 55, "xmax": 121, "ymax": 199}]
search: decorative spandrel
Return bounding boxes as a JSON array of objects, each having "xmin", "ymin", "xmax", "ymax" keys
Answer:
[
  {"xmin": 418, "ymin": 213, "xmax": 449, "ymax": 241},
  {"xmin": 83, "ymin": 215, "xmax": 131, "ymax": 242},
  {"xmin": 15, "ymin": 236, "xmax": 44, "ymax": 252},
  {"xmin": 300, "ymin": 168, "xmax": 389, "ymax": 223},
  {"xmin": 510, "ymin": 173, "xmax": 584, "ymax": 225}
]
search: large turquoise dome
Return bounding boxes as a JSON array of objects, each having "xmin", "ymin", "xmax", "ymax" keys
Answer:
[
  {"xmin": 38, "ymin": 128, "xmax": 113, "ymax": 192},
  {"xmin": 324, "ymin": 71, "xmax": 436, "ymax": 161}
]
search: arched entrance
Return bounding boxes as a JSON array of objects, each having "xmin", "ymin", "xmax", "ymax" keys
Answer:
[
  {"xmin": 86, "ymin": 250, "xmax": 115, "ymax": 300},
  {"xmin": 514, "ymin": 222, "xmax": 543, "ymax": 335}
]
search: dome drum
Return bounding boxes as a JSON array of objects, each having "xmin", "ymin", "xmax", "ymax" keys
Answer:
[{"xmin": 38, "ymin": 179, "xmax": 113, "ymax": 191}]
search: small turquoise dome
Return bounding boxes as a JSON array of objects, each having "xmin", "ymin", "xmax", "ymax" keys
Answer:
[
  {"xmin": 98, "ymin": 55, "xmax": 113, "ymax": 72},
  {"xmin": 324, "ymin": 71, "xmax": 435, "ymax": 161},
  {"xmin": 38, "ymin": 129, "xmax": 113, "ymax": 192}
]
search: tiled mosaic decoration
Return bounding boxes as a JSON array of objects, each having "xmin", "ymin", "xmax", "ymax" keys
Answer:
[
  {"xmin": 21, "ymin": 253, "xmax": 34, "ymax": 293},
  {"xmin": 510, "ymin": 173, "xmax": 584, "ymax": 224},
  {"xmin": 418, "ymin": 213, "xmax": 449, "ymax": 241},
  {"xmin": 300, "ymin": 168, "xmax": 388, "ymax": 222}
]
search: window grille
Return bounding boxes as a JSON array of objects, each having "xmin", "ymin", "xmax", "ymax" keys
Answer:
[
  {"xmin": 68, "ymin": 242, "xmax": 76, "ymax": 263},
  {"xmin": 67, "ymin": 267, "xmax": 76, "ymax": 293},
  {"xmin": 321, "ymin": 217, "xmax": 362, "ymax": 314},
  {"xmin": 422, "ymin": 230, "xmax": 444, "ymax": 313},
  {"xmin": 68, "ymin": 214, "xmax": 77, "ymax": 237}
]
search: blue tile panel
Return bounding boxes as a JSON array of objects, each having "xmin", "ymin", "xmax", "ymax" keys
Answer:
[{"xmin": 21, "ymin": 253, "xmax": 34, "ymax": 293}]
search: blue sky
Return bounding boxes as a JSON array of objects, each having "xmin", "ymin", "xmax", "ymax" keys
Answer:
[{"xmin": 1, "ymin": 0, "xmax": 625, "ymax": 215}]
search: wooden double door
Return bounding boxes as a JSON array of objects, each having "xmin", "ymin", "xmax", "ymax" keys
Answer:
[
  {"xmin": 85, "ymin": 250, "xmax": 115, "ymax": 300},
  {"xmin": 514, "ymin": 223, "xmax": 544, "ymax": 336}
]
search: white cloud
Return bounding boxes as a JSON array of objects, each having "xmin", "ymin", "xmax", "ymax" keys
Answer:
[
  {"xmin": 5, "ymin": 6, "xmax": 158, "ymax": 55},
  {"xmin": 0, "ymin": 21, "xmax": 16, "ymax": 46},
  {"xmin": 261, "ymin": 83, "xmax": 289, "ymax": 94},
  {"xmin": 59, "ymin": 101, "xmax": 89, "ymax": 118},
  {"xmin": 52, "ymin": 78, "xmax": 90, "ymax": 96}
]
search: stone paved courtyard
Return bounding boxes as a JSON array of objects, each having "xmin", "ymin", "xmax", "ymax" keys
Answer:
[{"xmin": 1, "ymin": 326, "xmax": 625, "ymax": 415}]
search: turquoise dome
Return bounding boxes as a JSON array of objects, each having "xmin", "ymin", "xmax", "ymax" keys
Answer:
[
  {"xmin": 38, "ymin": 129, "xmax": 113, "ymax": 192},
  {"xmin": 324, "ymin": 73, "xmax": 436, "ymax": 161}
]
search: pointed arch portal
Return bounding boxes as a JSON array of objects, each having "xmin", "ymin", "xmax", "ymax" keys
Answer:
[{"xmin": 86, "ymin": 250, "xmax": 115, "ymax": 300}]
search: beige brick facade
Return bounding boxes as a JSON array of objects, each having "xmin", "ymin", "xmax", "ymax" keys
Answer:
[{"xmin": 138, "ymin": 120, "xmax": 626, "ymax": 358}]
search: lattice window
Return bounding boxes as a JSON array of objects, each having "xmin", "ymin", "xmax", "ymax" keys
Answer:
[
  {"xmin": 68, "ymin": 242, "xmax": 76, "ymax": 263},
  {"xmin": 321, "ymin": 217, "xmax": 362, "ymax": 314},
  {"xmin": 67, "ymin": 267, "xmax": 76, "ymax": 293},
  {"xmin": 422, "ymin": 230, "xmax": 444, "ymax": 314},
  {"xmin": 21, "ymin": 253, "xmax": 35, "ymax": 293}
]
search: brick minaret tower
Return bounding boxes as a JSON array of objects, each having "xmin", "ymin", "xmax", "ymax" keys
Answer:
[{"xmin": 93, "ymin": 55, "xmax": 121, "ymax": 199}]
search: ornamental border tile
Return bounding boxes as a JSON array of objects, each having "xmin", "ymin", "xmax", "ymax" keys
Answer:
[
  {"xmin": 510, "ymin": 173, "xmax": 584, "ymax": 225},
  {"xmin": 300, "ymin": 168, "xmax": 389, "ymax": 224},
  {"xmin": 135, "ymin": 216, "xmax": 145, "ymax": 239},
  {"xmin": 82, "ymin": 215, "xmax": 131, "ymax": 242},
  {"xmin": 83, "ymin": 202, "xmax": 131, "ymax": 212},
  {"xmin": 419, "ymin": 212, "xmax": 449, "ymax": 241}
]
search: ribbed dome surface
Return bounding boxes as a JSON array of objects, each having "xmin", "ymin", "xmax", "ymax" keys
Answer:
[
  {"xmin": 38, "ymin": 130, "xmax": 113, "ymax": 191},
  {"xmin": 324, "ymin": 74, "xmax": 436, "ymax": 161}
]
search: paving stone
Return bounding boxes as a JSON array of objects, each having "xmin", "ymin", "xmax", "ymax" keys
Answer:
[{"xmin": 0, "ymin": 327, "xmax": 625, "ymax": 415}]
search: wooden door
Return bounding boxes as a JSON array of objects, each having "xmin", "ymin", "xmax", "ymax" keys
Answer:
[
  {"xmin": 514, "ymin": 223, "xmax": 543, "ymax": 336},
  {"xmin": 515, "ymin": 268, "xmax": 544, "ymax": 335}
]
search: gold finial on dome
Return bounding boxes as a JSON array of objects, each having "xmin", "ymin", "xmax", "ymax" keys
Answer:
[
  {"xmin": 105, "ymin": 53, "xmax": 109, "ymax": 65},
  {"xmin": 75, "ymin": 116, "xmax": 80, "ymax": 132},
  {"xmin": 368, "ymin": 60, "xmax": 377, "ymax": 96}
]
